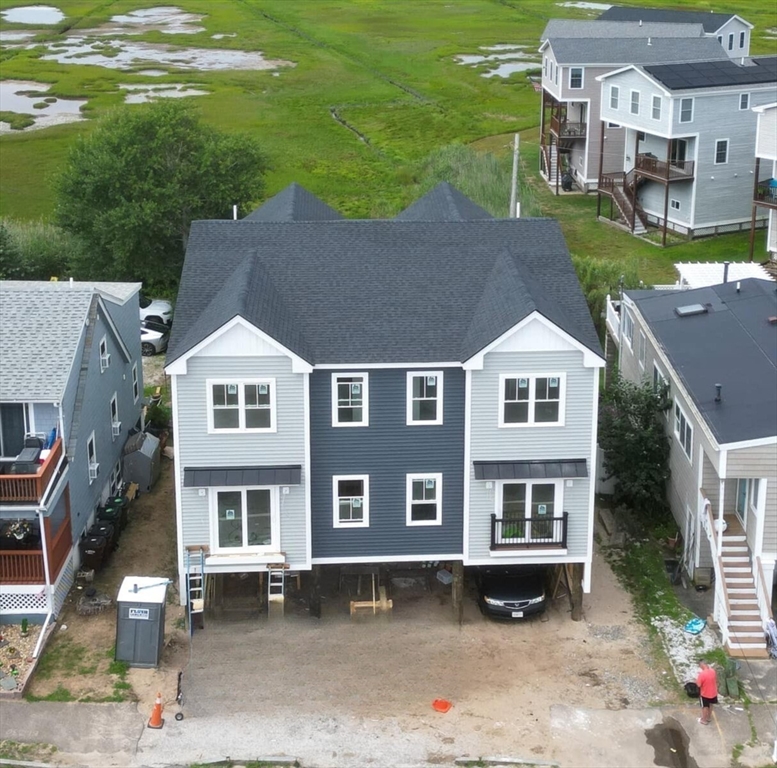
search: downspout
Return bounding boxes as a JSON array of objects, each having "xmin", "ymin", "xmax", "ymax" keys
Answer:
[
  {"xmin": 37, "ymin": 508, "xmax": 53, "ymax": 614},
  {"xmin": 32, "ymin": 611, "xmax": 53, "ymax": 659}
]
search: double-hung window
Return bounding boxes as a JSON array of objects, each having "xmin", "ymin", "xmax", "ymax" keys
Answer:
[
  {"xmin": 727, "ymin": 33, "xmax": 734, "ymax": 51},
  {"xmin": 610, "ymin": 85, "xmax": 619, "ymax": 110},
  {"xmin": 99, "ymin": 336, "xmax": 110, "ymax": 372},
  {"xmin": 630, "ymin": 90, "xmax": 640, "ymax": 115},
  {"xmin": 739, "ymin": 31, "xmax": 745, "ymax": 49},
  {"xmin": 651, "ymin": 95, "xmax": 662, "ymax": 121},
  {"xmin": 674, "ymin": 403, "xmax": 693, "ymax": 461},
  {"xmin": 87, "ymin": 431, "xmax": 98, "ymax": 484},
  {"xmin": 333, "ymin": 476, "xmax": 369, "ymax": 528},
  {"xmin": 110, "ymin": 392, "xmax": 119, "ymax": 441},
  {"xmin": 714, "ymin": 139, "xmax": 729, "ymax": 165},
  {"xmin": 212, "ymin": 487, "xmax": 276, "ymax": 551},
  {"xmin": 332, "ymin": 374, "xmax": 368, "ymax": 426},
  {"xmin": 569, "ymin": 67, "xmax": 583, "ymax": 89},
  {"xmin": 407, "ymin": 372, "xmax": 443, "ymax": 425},
  {"xmin": 499, "ymin": 374, "xmax": 565, "ymax": 427},
  {"xmin": 406, "ymin": 473, "xmax": 442, "ymax": 526},
  {"xmin": 739, "ymin": 93, "xmax": 750, "ymax": 110},
  {"xmin": 679, "ymin": 97, "xmax": 693, "ymax": 123},
  {"xmin": 208, "ymin": 379, "xmax": 275, "ymax": 432},
  {"xmin": 132, "ymin": 363, "xmax": 139, "ymax": 403},
  {"xmin": 497, "ymin": 481, "xmax": 562, "ymax": 544}
]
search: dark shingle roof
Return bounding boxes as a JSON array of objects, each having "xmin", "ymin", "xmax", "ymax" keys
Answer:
[
  {"xmin": 547, "ymin": 36, "xmax": 725, "ymax": 66},
  {"xmin": 244, "ymin": 182, "xmax": 343, "ymax": 222},
  {"xmin": 643, "ymin": 56, "xmax": 777, "ymax": 91},
  {"xmin": 598, "ymin": 6, "xmax": 741, "ymax": 34},
  {"xmin": 627, "ymin": 279, "xmax": 777, "ymax": 444},
  {"xmin": 168, "ymin": 186, "xmax": 601, "ymax": 366},
  {"xmin": 395, "ymin": 182, "xmax": 493, "ymax": 221},
  {"xmin": 540, "ymin": 19, "xmax": 706, "ymax": 42}
]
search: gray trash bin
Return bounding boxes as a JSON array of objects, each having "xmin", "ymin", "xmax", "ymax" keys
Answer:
[{"xmin": 115, "ymin": 576, "xmax": 168, "ymax": 668}]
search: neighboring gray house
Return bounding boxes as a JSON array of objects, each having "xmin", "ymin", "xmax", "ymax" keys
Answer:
[
  {"xmin": 750, "ymin": 102, "xmax": 777, "ymax": 260},
  {"xmin": 166, "ymin": 183, "xmax": 605, "ymax": 618},
  {"xmin": 0, "ymin": 281, "xmax": 143, "ymax": 623},
  {"xmin": 598, "ymin": 6, "xmax": 753, "ymax": 58},
  {"xmin": 538, "ymin": 22, "xmax": 726, "ymax": 193},
  {"xmin": 596, "ymin": 57, "xmax": 777, "ymax": 242},
  {"xmin": 605, "ymin": 279, "xmax": 776, "ymax": 658}
]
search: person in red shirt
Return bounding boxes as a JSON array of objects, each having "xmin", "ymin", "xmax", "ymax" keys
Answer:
[{"xmin": 696, "ymin": 660, "xmax": 718, "ymax": 724}]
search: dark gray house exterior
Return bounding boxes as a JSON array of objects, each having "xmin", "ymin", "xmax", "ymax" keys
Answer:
[{"xmin": 166, "ymin": 183, "xmax": 605, "ymax": 612}]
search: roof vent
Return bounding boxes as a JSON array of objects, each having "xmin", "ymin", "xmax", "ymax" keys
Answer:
[
  {"xmin": 647, "ymin": 37, "xmax": 652, "ymax": 46},
  {"xmin": 768, "ymin": 316, "xmax": 777, "ymax": 325},
  {"xmin": 675, "ymin": 304, "xmax": 708, "ymax": 318}
]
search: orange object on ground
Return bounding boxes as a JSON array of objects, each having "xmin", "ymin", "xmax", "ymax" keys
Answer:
[
  {"xmin": 148, "ymin": 691, "xmax": 165, "ymax": 729},
  {"xmin": 432, "ymin": 698, "xmax": 452, "ymax": 713}
]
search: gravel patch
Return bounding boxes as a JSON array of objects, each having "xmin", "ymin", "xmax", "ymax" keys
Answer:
[
  {"xmin": 651, "ymin": 615, "xmax": 721, "ymax": 684},
  {"xmin": 588, "ymin": 623, "xmax": 627, "ymax": 642}
]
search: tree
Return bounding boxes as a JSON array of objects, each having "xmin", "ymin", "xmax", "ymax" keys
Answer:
[
  {"xmin": 598, "ymin": 375, "xmax": 671, "ymax": 523},
  {"xmin": 55, "ymin": 100, "xmax": 268, "ymax": 289}
]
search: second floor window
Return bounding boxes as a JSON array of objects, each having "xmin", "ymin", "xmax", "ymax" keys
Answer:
[
  {"xmin": 208, "ymin": 379, "xmax": 275, "ymax": 432},
  {"xmin": 332, "ymin": 374, "xmax": 368, "ymax": 426},
  {"xmin": 739, "ymin": 93, "xmax": 749, "ymax": 110},
  {"xmin": 87, "ymin": 431, "xmax": 98, "ymax": 483},
  {"xmin": 714, "ymin": 139, "xmax": 729, "ymax": 165},
  {"xmin": 651, "ymin": 95, "xmax": 662, "ymax": 121},
  {"xmin": 132, "ymin": 363, "xmax": 139, "ymax": 403},
  {"xmin": 622, "ymin": 309, "xmax": 634, "ymax": 347},
  {"xmin": 739, "ymin": 31, "xmax": 745, "ymax": 49},
  {"xmin": 630, "ymin": 90, "xmax": 640, "ymax": 115},
  {"xmin": 674, "ymin": 403, "xmax": 693, "ymax": 461},
  {"xmin": 500, "ymin": 374, "xmax": 564, "ymax": 427},
  {"xmin": 728, "ymin": 33, "xmax": 734, "ymax": 51},
  {"xmin": 407, "ymin": 372, "xmax": 443, "ymax": 425},
  {"xmin": 569, "ymin": 67, "xmax": 583, "ymax": 89},
  {"xmin": 679, "ymin": 97, "xmax": 693, "ymax": 123},
  {"xmin": 610, "ymin": 85, "xmax": 619, "ymax": 110}
]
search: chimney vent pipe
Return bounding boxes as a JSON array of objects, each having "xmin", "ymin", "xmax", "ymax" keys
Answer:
[
  {"xmin": 723, "ymin": 261, "xmax": 730, "ymax": 283},
  {"xmin": 715, "ymin": 384, "xmax": 722, "ymax": 403}
]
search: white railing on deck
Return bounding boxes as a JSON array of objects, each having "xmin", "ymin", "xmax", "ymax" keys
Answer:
[
  {"xmin": 605, "ymin": 294, "xmax": 621, "ymax": 344},
  {"xmin": 702, "ymin": 501, "xmax": 730, "ymax": 646},
  {"xmin": 653, "ymin": 283, "xmax": 682, "ymax": 290},
  {"xmin": 754, "ymin": 556, "xmax": 774, "ymax": 629}
]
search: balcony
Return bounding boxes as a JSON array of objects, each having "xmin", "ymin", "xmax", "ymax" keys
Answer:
[
  {"xmin": 635, "ymin": 153, "xmax": 694, "ymax": 182},
  {"xmin": 0, "ymin": 437, "xmax": 63, "ymax": 503},
  {"xmin": 754, "ymin": 179, "xmax": 777, "ymax": 208},
  {"xmin": 0, "ymin": 513, "xmax": 72, "ymax": 585},
  {"xmin": 550, "ymin": 115, "xmax": 587, "ymax": 139},
  {"xmin": 490, "ymin": 512, "xmax": 568, "ymax": 551}
]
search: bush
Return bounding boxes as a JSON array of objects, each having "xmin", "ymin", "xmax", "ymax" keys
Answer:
[{"xmin": 0, "ymin": 219, "xmax": 87, "ymax": 280}]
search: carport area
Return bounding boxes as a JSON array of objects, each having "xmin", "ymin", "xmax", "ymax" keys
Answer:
[{"xmin": 171, "ymin": 549, "xmax": 672, "ymax": 765}]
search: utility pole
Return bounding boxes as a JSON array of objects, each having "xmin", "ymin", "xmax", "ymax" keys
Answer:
[{"xmin": 509, "ymin": 133, "xmax": 521, "ymax": 218}]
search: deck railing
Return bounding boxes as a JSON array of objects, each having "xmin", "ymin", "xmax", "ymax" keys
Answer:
[
  {"xmin": 490, "ymin": 512, "xmax": 568, "ymax": 550},
  {"xmin": 47, "ymin": 515, "xmax": 72, "ymax": 582},
  {"xmin": 550, "ymin": 115, "xmax": 587, "ymax": 139},
  {"xmin": 0, "ymin": 438, "xmax": 63, "ymax": 502},
  {"xmin": 0, "ymin": 514, "xmax": 72, "ymax": 585},
  {"xmin": 635, "ymin": 154, "xmax": 695, "ymax": 180},
  {"xmin": 754, "ymin": 180, "xmax": 777, "ymax": 205},
  {"xmin": 605, "ymin": 295, "xmax": 621, "ymax": 342}
]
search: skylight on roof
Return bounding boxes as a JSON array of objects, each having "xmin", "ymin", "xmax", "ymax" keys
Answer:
[{"xmin": 675, "ymin": 303, "xmax": 708, "ymax": 317}]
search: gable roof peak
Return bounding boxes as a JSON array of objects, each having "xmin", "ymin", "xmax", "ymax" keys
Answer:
[
  {"xmin": 244, "ymin": 183, "xmax": 343, "ymax": 222},
  {"xmin": 395, "ymin": 182, "xmax": 493, "ymax": 221}
]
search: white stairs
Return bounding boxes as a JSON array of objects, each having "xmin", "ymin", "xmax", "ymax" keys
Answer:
[{"xmin": 720, "ymin": 532, "xmax": 768, "ymax": 658}]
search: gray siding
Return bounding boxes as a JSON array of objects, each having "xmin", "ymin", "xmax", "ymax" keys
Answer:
[
  {"xmin": 310, "ymin": 368, "xmax": 464, "ymax": 559},
  {"xmin": 468, "ymin": 350, "xmax": 595, "ymax": 561},
  {"xmin": 728, "ymin": 444, "xmax": 777, "ymax": 557},
  {"xmin": 31, "ymin": 403, "xmax": 58, "ymax": 436},
  {"xmin": 175, "ymin": 356, "xmax": 307, "ymax": 567}
]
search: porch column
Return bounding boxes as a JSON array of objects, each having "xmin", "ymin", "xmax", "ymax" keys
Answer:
[
  {"xmin": 309, "ymin": 564, "xmax": 322, "ymax": 619},
  {"xmin": 569, "ymin": 562, "xmax": 584, "ymax": 621},
  {"xmin": 451, "ymin": 561, "xmax": 464, "ymax": 625},
  {"xmin": 662, "ymin": 138, "xmax": 671, "ymax": 246},
  {"xmin": 631, "ymin": 131, "xmax": 640, "ymax": 231},
  {"xmin": 717, "ymin": 479, "xmax": 725, "ymax": 558}
]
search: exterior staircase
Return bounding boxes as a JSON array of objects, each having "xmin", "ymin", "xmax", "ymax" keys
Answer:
[
  {"xmin": 541, "ymin": 144, "xmax": 559, "ymax": 186},
  {"xmin": 720, "ymin": 522, "xmax": 768, "ymax": 658}
]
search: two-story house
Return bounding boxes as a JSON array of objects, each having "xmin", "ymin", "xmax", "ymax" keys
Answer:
[
  {"xmin": 750, "ymin": 102, "xmax": 777, "ymax": 261},
  {"xmin": 595, "ymin": 56, "xmax": 777, "ymax": 244},
  {"xmin": 0, "ymin": 281, "xmax": 143, "ymax": 625},
  {"xmin": 538, "ymin": 21, "xmax": 726, "ymax": 194},
  {"xmin": 598, "ymin": 6, "xmax": 753, "ymax": 58},
  {"xmin": 605, "ymin": 279, "xmax": 776, "ymax": 658},
  {"xmin": 166, "ymin": 183, "xmax": 605, "ymax": 621}
]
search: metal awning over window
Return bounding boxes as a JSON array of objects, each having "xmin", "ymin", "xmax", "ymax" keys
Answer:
[
  {"xmin": 473, "ymin": 460, "xmax": 588, "ymax": 481},
  {"xmin": 183, "ymin": 465, "xmax": 301, "ymax": 488}
]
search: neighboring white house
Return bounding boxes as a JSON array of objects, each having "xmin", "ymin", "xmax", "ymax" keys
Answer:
[
  {"xmin": 750, "ymin": 102, "xmax": 777, "ymax": 261},
  {"xmin": 605, "ymin": 279, "xmax": 776, "ymax": 658}
]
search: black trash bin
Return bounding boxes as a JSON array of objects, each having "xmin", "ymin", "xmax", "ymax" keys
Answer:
[
  {"xmin": 80, "ymin": 535, "xmax": 108, "ymax": 572},
  {"xmin": 88, "ymin": 522, "xmax": 117, "ymax": 556},
  {"xmin": 97, "ymin": 504, "xmax": 127, "ymax": 535}
]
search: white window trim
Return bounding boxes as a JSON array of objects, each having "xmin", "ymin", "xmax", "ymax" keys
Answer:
[
  {"xmin": 739, "ymin": 92, "xmax": 750, "ymax": 110},
  {"xmin": 629, "ymin": 89, "xmax": 640, "ymax": 116},
  {"xmin": 739, "ymin": 30, "xmax": 746, "ymax": 49},
  {"xmin": 209, "ymin": 486, "xmax": 280, "ymax": 555},
  {"xmin": 610, "ymin": 85, "xmax": 619, "ymax": 110},
  {"xmin": 498, "ymin": 373, "xmax": 566, "ymax": 428},
  {"xmin": 679, "ymin": 97, "xmax": 694, "ymax": 123},
  {"xmin": 727, "ymin": 32, "xmax": 734, "ymax": 51},
  {"xmin": 331, "ymin": 373, "xmax": 369, "ymax": 427},
  {"xmin": 333, "ymin": 475, "xmax": 369, "ymax": 528},
  {"xmin": 406, "ymin": 473, "xmax": 443, "ymax": 527},
  {"xmin": 110, "ymin": 392, "xmax": 119, "ymax": 441},
  {"xmin": 206, "ymin": 378, "xmax": 277, "ymax": 434},
  {"xmin": 637, "ymin": 330, "xmax": 646, "ymax": 370},
  {"xmin": 495, "ymin": 479, "xmax": 565, "ymax": 542},
  {"xmin": 99, "ymin": 335, "xmax": 110, "ymax": 373},
  {"xmin": 86, "ymin": 431, "xmax": 98, "ymax": 485},
  {"xmin": 622, "ymin": 309, "xmax": 634, "ymax": 349},
  {"xmin": 406, "ymin": 371, "xmax": 444, "ymax": 426},
  {"xmin": 132, "ymin": 362, "xmax": 139, "ymax": 403},
  {"xmin": 651, "ymin": 95, "xmax": 662, "ymax": 121},
  {"xmin": 674, "ymin": 402, "xmax": 693, "ymax": 462},
  {"xmin": 569, "ymin": 67, "xmax": 583, "ymax": 89},
  {"xmin": 670, "ymin": 198, "xmax": 681, "ymax": 211},
  {"xmin": 714, "ymin": 138, "xmax": 729, "ymax": 165}
]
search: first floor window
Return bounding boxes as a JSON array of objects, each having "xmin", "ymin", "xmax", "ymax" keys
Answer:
[
  {"xmin": 334, "ymin": 476, "xmax": 369, "ymax": 527},
  {"xmin": 499, "ymin": 482, "xmax": 559, "ymax": 542},
  {"xmin": 714, "ymin": 139, "xmax": 729, "ymax": 165},
  {"xmin": 674, "ymin": 403, "xmax": 693, "ymax": 460},
  {"xmin": 501, "ymin": 374, "xmax": 563, "ymax": 426},
  {"xmin": 406, "ymin": 474, "xmax": 442, "ymax": 526},
  {"xmin": 670, "ymin": 199, "xmax": 681, "ymax": 211},
  {"xmin": 214, "ymin": 488, "xmax": 273, "ymax": 550},
  {"xmin": 332, "ymin": 374, "xmax": 368, "ymax": 426},
  {"xmin": 407, "ymin": 372, "xmax": 443, "ymax": 424},
  {"xmin": 736, "ymin": 478, "xmax": 761, "ymax": 517},
  {"xmin": 209, "ymin": 379, "xmax": 275, "ymax": 432}
]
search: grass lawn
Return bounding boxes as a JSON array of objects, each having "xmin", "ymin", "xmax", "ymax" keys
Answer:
[{"xmin": 1, "ymin": 0, "xmax": 774, "ymax": 279}]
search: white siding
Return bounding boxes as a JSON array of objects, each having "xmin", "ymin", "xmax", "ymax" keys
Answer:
[{"xmin": 755, "ymin": 107, "xmax": 777, "ymax": 161}]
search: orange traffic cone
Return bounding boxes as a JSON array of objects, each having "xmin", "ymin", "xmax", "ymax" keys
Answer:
[{"xmin": 148, "ymin": 691, "xmax": 164, "ymax": 729}]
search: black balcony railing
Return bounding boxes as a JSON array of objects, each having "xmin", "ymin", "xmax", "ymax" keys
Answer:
[
  {"xmin": 755, "ymin": 179, "xmax": 777, "ymax": 205},
  {"xmin": 490, "ymin": 512, "xmax": 569, "ymax": 551}
]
